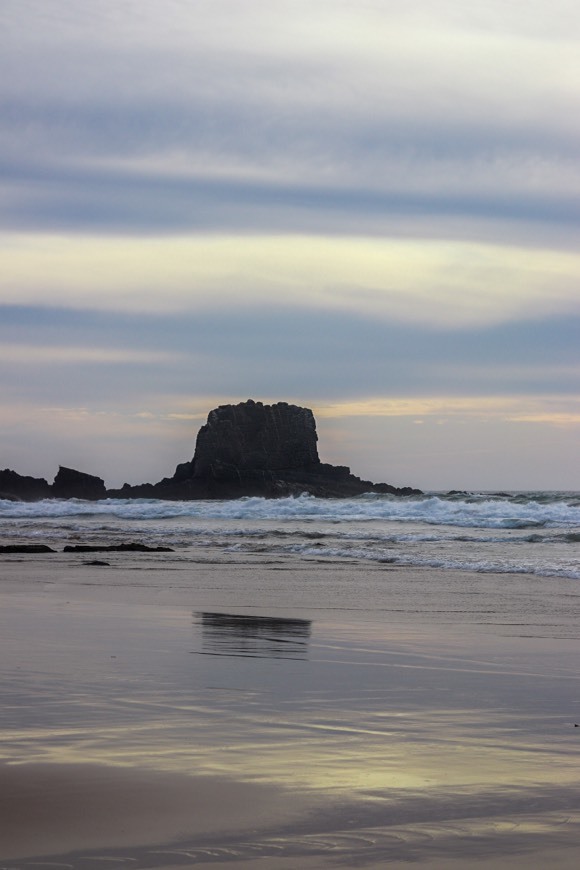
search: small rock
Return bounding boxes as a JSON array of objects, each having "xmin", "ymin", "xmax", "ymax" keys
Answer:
[
  {"xmin": 0, "ymin": 544, "xmax": 56, "ymax": 553},
  {"xmin": 64, "ymin": 543, "xmax": 173, "ymax": 553}
]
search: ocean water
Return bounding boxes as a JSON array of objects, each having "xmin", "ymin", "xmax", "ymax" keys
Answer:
[{"xmin": 1, "ymin": 490, "xmax": 578, "ymax": 580}]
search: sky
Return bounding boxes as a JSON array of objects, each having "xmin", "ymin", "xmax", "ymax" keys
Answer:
[{"xmin": 1, "ymin": 0, "xmax": 579, "ymax": 492}]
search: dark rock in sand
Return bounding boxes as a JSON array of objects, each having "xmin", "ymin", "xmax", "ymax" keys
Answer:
[
  {"xmin": 63, "ymin": 543, "xmax": 174, "ymax": 553},
  {"xmin": 0, "ymin": 469, "xmax": 52, "ymax": 502},
  {"xmin": 83, "ymin": 560, "xmax": 111, "ymax": 566},
  {"xmin": 52, "ymin": 466, "xmax": 107, "ymax": 501},
  {"xmin": 110, "ymin": 399, "xmax": 422, "ymax": 500},
  {"xmin": 0, "ymin": 544, "xmax": 56, "ymax": 553}
]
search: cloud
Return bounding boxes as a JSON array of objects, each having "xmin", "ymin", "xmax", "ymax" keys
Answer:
[
  {"xmin": 5, "ymin": 1, "xmax": 579, "ymax": 113},
  {"xmin": 2, "ymin": 156, "xmax": 579, "ymax": 247},
  {"xmin": 2, "ymin": 234, "xmax": 580, "ymax": 330},
  {"xmin": 1, "ymin": 302, "xmax": 578, "ymax": 389},
  {"xmin": 2, "ymin": 2, "xmax": 579, "ymax": 248},
  {"xmin": 0, "ymin": 344, "xmax": 185, "ymax": 365},
  {"xmin": 316, "ymin": 395, "xmax": 580, "ymax": 427}
]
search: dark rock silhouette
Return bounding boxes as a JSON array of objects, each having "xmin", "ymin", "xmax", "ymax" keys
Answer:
[
  {"xmin": 52, "ymin": 466, "xmax": 107, "ymax": 501},
  {"xmin": 0, "ymin": 469, "xmax": 51, "ymax": 502},
  {"xmin": 110, "ymin": 399, "xmax": 421, "ymax": 499},
  {"xmin": 194, "ymin": 400, "xmax": 319, "ymax": 477},
  {"xmin": 1, "ymin": 400, "xmax": 422, "ymax": 501}
]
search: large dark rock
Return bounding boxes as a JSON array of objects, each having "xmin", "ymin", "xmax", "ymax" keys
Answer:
[
  {"xmin": 0, "ymin": 469, "xmax": 52, "ymax": 501},
  {"xmin": 193, "ymin": 400, "xmax": 319, "ymax": 479},
  {"xmin": 52, "ymin": 466, "xmax": 107, "ymax": 501},
  {"xmin": 109, "ymin": 399, "xmax": 422, "ymax": 499}
]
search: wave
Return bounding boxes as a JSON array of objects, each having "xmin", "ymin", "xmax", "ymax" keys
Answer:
[
  {"xmin": 221, "ymin": 539, "xmax": 580, "ymax": 580},
  {"xmin": 1, "ymin": 492, "xmax": 579, "ymax": 530}
]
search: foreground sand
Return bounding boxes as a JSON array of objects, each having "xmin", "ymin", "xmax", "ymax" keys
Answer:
[{"xmin": 1, "ymin": 553, "xmax": 580, "ymax": 868}]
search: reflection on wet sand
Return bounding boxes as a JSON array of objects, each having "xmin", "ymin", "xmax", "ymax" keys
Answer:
[
  {"xmin": 4, "ymin": 763, "xmax": 580, "ymax": 869},
  {"xmin": 3, "ymin": 562, "xmax": 580, "ymax": 869},
  {"xmin": 196, "ymin": 611, "xmax": 311, "ymax": 659},
  {"xmin": 0, "ymin": 761, "xmax": 301, "ymax": 861}
]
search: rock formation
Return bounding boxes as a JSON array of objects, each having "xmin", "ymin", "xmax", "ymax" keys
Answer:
[
  {"xmin": 194, "ymin": 400, "xmax": 319, "ymax": 477},
  {"xmin": 1, "ymin": 400, "xmax": 422, "ymax": 501},
  {"xmin": 110, "ymin": 400, "xmax": 421, "ymax": 499},
  {"xmin": 0, "ymin": 469, "xmax": 52, "ymax": 502},
  {"xmin": 52, "ymin": 466, "xmax": 107, "ymax": 501},
  {"xmin": 0, "ymin": 465, "xmax": 106, "ymax": 501}
]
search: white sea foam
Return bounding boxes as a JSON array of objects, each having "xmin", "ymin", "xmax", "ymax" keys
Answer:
[
  {"xmin": 1, "ymin": 492, "xmax": 578, "ymax": 580},
  {"xmin": 247, "ymin": 542, "xmax": 580, "ymax": 580},
  {"xmin": 1, "ymin": 492, "xmax": 579, "ymax": 529}
]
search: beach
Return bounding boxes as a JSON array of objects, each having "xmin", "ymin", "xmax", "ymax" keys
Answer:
[{"xmin": 1, "ymin": 497, "xmax": 580, "ymax": 870}]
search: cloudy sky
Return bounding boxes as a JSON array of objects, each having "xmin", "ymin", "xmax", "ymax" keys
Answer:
[{"xmin": 2, "ymin": 0, "xmax": 579, "ymax": 491}]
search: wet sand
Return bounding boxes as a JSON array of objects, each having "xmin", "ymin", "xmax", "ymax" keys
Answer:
[
  {"xmin": 1, "ymin": 553, "xmax": 580, "ymax": 867},
  {"xmin": 0, "ymin": 762, "xmax": 304, "ymax": 860}
]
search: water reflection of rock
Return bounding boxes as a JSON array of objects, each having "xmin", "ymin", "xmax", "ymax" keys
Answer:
[{"xmin": 196, "ymin": 612, "xmax": 311, "ymax": 660}]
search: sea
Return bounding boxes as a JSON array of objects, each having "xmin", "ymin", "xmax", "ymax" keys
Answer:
[{"xmin": 1, "ymin": 490, "xmax": 578, "ymax": 581}]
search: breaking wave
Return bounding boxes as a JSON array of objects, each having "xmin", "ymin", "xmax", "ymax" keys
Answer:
[{"xmin": 1, "ymin": 491, "xmax": 579, "ymax": 530}]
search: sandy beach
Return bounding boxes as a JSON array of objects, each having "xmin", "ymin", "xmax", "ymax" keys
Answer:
[{"xmin": 1, "ymin": 547, "xmax": 580, "ymax": 869}]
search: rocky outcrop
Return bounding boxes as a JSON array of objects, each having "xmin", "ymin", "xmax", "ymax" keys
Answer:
[
  {"xmin": 52, "ymin": 466, "xmax": 107, "ymax": 501},
  {"xmin": 1, "ymin": 400, "xmax": 422, "ymax": 502},
  {"xmin": 193, "ymin": 400, "xmax": 319, "ymax": 478},
  {"xmin": 0, "ymin": 469, "xmax": 52, "ymax": 501},
  {"xmin": 0, "ymin": 465, "xmax": 107, "ymax": 501},
  {"xmin": 110, "ymin": 400, "xmax": 421, "ymax": 499}
]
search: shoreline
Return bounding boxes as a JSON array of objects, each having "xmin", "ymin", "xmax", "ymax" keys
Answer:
[
  {"xmin": 1, "ymin": 550, "xmax": 578, "ymax": 634},
  {"xmin": 1, "ymin": 490, "xmax": 577, "ymax": 586},
  {"xmin": 2, "ymin": 554, "xmax": 580, "ymax": 866}
]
